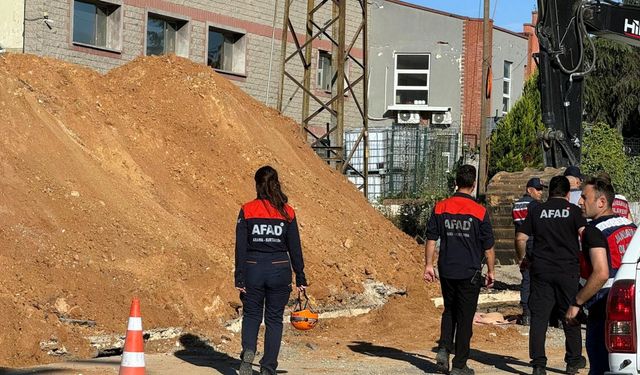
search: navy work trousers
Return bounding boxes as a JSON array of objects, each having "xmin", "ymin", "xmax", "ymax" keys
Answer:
[
  {"xmin": 529, "ymin": 272, "xmax": 582, "ymax": 368},
  {"xmin": 586, "ymin": 297, "xmax": 609, "ymax": 375},
  {"xmin": 240, "ymin": 251, "xmax": 292, "ymax": 374},
  {"xmin": 521, "ymin": 268, "xmax": 530, "ymax": 315},
  {"xmin": 438, "ymin": 276, "xmax": 481, "ymax": 370}
]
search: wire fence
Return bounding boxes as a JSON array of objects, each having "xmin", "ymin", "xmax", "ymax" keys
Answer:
[
  {"xmin": 345, "ymin": 126, "xmax": 459, "ymax": 201},
  {"xmin": 624, "ymin": 137, "xmax": 640, "ymax": 156}
]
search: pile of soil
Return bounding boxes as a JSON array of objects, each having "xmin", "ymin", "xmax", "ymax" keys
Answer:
[{"xmin": 0, "ymin": 53, "xmax": 451, "ymax": 366}]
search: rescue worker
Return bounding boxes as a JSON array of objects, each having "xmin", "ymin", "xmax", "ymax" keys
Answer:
[
  {"xmin": 612, "ymin": 193, "xmax": 634, "ymax": 221},
  {"xmin": 235, "ymin": 166, "xmax": 308, "ymax": 375},
  {"xmin": 515, "ymin": 176, "xmax": 587, "ymax": 375},
  {"xmin": 424, "ymin": 164, "xmax": 495, "ymax": 375},
  {"xmin": 512, "ymin": 177, "xmax": 545, "ymax": 326},
  {"xmin": 564, "ymin": 166, "xmax": 583, "ymax": 206},
  {"xmin": 596, "ymin": 171, "xmax": 634, "ymax": 221},
  {"xmin": 566, "ymin": 176, "xmax": 636, "ymax": 374}
]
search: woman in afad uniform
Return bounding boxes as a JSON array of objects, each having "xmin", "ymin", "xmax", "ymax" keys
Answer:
[{"xmin": 235, "ymin": 165, "xmax": 308, "ymax": 375}]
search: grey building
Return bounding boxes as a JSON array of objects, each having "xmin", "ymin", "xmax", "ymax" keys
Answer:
[
  {"xmin": 347, "ymin": 0, "xmax": 530, "ymax": 200},
  {"xmin": 491, "ymin": 28, "xmax": 528, "ymax": 120},
  {"xmin": 1, "ymin": 0, "xmax": 364, "ymax": 139}
]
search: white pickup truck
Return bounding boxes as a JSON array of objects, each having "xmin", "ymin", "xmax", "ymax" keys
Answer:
[{"xmin": 607, "ymin": 233, "xmax": 640, "ymax": 374}]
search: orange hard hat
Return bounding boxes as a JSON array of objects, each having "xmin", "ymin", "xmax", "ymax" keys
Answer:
[{"xmin": 290, "ymin": 290, "xmax": 318, "ymax": 331}]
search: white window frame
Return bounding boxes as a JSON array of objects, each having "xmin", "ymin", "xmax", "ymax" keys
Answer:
[
  {"xmin": 206, "ymin": 24, "xmax": 247, "ymax": 76},
  {"xmin": 316, "ymin": 49, "xmax": 350, "ymax": 95},
  {"xmin": 144, "ymin": 11, "xmax": 190, "ymax": 58},
  {"xmin": 502, "ymin": 60, "xmax": 512, "ymax": 115},
  {"xmin": 317, "ymin": 50, "xmax": 332, "ymax": 92},
  {"xmin": 71, "ymin": 0, "xmax": 123, "ymax": 52},
  {"xmin": 393, "ymin": 53, "xmax": 430, "ymax": 106}
]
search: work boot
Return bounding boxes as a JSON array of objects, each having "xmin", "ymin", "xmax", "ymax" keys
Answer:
[
  {"xmin": 565, "ymin": 356, "xmax": 587, "ymax": 374},
  {"xmin": 532, "ymin": 366, "xmax": 546, "ymax": 375},
  {"xmin": 239, "ymin": 349, "xmax": 255, "ymax": 375},
  {"xmin": 435, "ymin": 348, "xmax": 450, "ymax": 372},
  {"xmin": 450, "ymin": 365, "xmax": 475, "ymax": 375},
  {"xmin": 521, "ymin": 314, "xmax": 531, "ymax": 326},
  {"xmin": 260, "ymin": 368, "xmax": 276, "ymax": 375}
]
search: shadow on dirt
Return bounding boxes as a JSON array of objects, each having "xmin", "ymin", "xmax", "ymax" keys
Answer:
[
  {"xmin": 174, "ymin": 333, "xmax": 241, "ymax": 375},
  {"xmin": 469, "ymin": 349, "xmax": 567, "ymax": 374},
  {"xmin": 0, "ymin": 358, "xmax": 119, "ymax": 374},
  {"xmin": 347, "ymin": 341, "xmax": 445, "ymax": 373},
  {"xmin": 348, "ymin": 341, "xmax": 568, "ymax": 375},
  {"xmin": 0, "ymin": 369, "xmax": 78, "ymax": 374},
  {"xmin": 173, "ymin": 333, "xmax": 288, "ymax": 375}
]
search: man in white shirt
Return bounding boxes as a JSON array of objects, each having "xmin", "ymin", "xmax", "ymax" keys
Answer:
[{"xmin": 564, "ymin": 166, "xmax": 583, "ymax": 206}]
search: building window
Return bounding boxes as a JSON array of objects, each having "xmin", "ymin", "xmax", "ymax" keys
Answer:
[
  {"xmin": 394, "ymin": 54, "xmax": 430, "ymax": 105},
  {"xmin": 146, "ymin": 14, "xmax": 189, "ymax": 57},
  {"xmin": 317, "ymin": 51, "xmax": 332, "ymax": 92},
  {"xmin": 502, "ymin": 61, "xmax": 512, "ymax": 114},
  {"xmin": 316, "ymin": 50, "xmax": 349, "ymax": 93},
  {"xmin": 72, "ymin": 0, "xmax": 122, "ymax": 50},
  {"xmin": 207, "ymin": 27, "xmax": 246, "ymax": 75}
]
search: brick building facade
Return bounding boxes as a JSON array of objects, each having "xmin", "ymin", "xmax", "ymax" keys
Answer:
[{"xmin": 9, "ymin": 0, "xmax": 365, "ymax": 136}]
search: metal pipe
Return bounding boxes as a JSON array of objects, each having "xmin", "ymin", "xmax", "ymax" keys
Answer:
[
  {"xmin": 335, "ymin": 0, "xmax": 346, "ymax": 171},
  {"xmin": 265, "ymin": 0, "xmax": 279, "ymax": 107},
  {"xmin": 277, "ymin": 0, "xmax": 292, "ymax": 113},
  {"xmin": 302, "ymin": 0, "xmax": 314, "ymax": 134},
  {"xmin": 362, "ymin": 0, "xmax": 369, "ymax": 198}
]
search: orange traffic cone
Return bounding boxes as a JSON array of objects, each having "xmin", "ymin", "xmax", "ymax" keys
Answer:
[{"xmin": 119, "ymin": 298, "xmax": 145, "ymax": 375}]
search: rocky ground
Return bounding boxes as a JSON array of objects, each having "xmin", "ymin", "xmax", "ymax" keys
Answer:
[
  {"xmin": 4, "ymin": 266, "xmax": 584, "ymax": 374},
  {"xmin": 3, "ymin": 326, "xmax": 576, "ymax": 375}
]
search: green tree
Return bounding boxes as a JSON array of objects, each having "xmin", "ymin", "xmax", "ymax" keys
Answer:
[
  {"xmin": 581, "ymin": 122, "xmax": 640, "ymax": 201},
  {"xmin": 489, "ymin": 72, "xmax": 546, "ymax": 178},
  {"xmin": 581, "ymin": 122, "xmax": 627, "ymax": 185},
  {"xmin": 583, "ymin": 38, "xmax": 640, "ymax": 135}
]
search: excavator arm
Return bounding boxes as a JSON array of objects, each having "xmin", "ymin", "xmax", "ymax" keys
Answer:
[{"xmin": 536, "ymin": 0, "xmax": 640, "ymax": 167}]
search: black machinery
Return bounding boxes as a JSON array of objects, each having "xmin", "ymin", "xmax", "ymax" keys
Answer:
[{"xmin": 536, "ymin": 0, "xmax": 640, "ymax": 166}]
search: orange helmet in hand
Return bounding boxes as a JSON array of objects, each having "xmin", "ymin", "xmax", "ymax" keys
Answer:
[{"xmin": 290, "ymin": 290, "xmax": 318, "ymax": 331}]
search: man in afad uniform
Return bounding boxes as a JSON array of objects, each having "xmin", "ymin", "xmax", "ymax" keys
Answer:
[
  {"xmin": 424, "ymin": 164, "xmax": 495, "ymax": 375},
  {"xmin": 566, "ymin": 177, "xmax": 636, "ymax": 374},
  {"xmin": 516, "ymin": 176, "xmax": 587, "ymax": 375},
  {"xmin": 512, "ymin": 177, "xmax": 545, "ymax": 325}
]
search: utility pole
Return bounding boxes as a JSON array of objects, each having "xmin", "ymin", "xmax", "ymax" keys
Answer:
[{"xmin": 478, "ymin": 0, "xmax": 491, "ymax": 195}]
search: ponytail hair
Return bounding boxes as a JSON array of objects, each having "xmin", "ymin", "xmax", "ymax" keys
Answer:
[{"xmin": 255, "ymin": 165, "xmax": 291, "ymax": 221}]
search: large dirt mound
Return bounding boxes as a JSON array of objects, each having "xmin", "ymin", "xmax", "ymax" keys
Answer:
[{"xmin": 0, "ymin": 54, "xmax": 437, "ymax": 365}]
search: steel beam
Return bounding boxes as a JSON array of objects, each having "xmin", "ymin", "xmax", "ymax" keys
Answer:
[{"xmin": 276, "ymin": 0, "xmax": 369, "ymax": 197}]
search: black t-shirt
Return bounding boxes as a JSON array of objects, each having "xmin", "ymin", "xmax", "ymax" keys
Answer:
[
  {"xmin": 517, "ymin": 197, "xmax": 587, "ymax": 275},
  {"xmin": 581, "ymin": 225, "xmax": 608, "ymax": 254}
]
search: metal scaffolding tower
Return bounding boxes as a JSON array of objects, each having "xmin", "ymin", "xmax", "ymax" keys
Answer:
[{"xmin": 277, "ymin": 0, "xmax": 369, "ymax": 196}]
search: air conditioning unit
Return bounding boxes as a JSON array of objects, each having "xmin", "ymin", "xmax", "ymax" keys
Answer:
[
  {"xmin": 431, "ymin": 112, "xmax": 452, "ymax": 126},
  {"xmin": 397, "ymin": 111, "xmax": 420, "ymax": 124}
]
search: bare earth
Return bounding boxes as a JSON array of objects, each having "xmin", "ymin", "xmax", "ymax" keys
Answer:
[
  {"xmin": 0, "ymin": 53, "xmax": 578, "ymax": 374},
  {"xmin": 7, "ymin": 265, "xmax": 579, "ymax": 375},
  {"xmin": 3, "ymin": 326, "xmax": 575, "ymax": 375}
]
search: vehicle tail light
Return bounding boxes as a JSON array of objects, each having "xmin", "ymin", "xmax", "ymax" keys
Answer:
[{"xmin": 606, "ymin": 279, "xmax": 636, "ymax": 353}]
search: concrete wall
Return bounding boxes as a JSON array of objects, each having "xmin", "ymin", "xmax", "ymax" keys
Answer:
[
  {"xmin": 0, "ymin": 0, "xmax": 25, "ymax": 51},
  {"xmin": 369, "ymin": 1, "xmax": 464, "ymax": 129},
  {"xmin": 21, "ymin": 0, "xmax": 364, "ymax": 132},
  {"xmin": 491, "ymin": 28, "xmax": 528, "ymax": 118}
]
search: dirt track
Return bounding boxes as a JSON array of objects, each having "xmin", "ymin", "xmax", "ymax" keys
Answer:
[
  {"xmin": 0, "ymin": 53, "xmax": 544, "ymax": 370},
  {"xmin": 0, "ymin": 53, "xmax": 439, "ymax": 366},
  {"xmin": 4, "ymin": 324, "xmax": 575, "ymax": 374}
]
